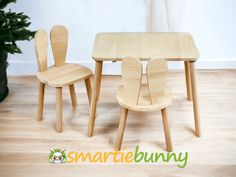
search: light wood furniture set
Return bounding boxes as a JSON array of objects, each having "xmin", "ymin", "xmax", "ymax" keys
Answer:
[
  {"xmin": 88, "ymin": 33, "xmax": 201, "ymax": 140},
  {"xmin": 35, "ymin": 28, "xmax": 200, "ymax": 151}
]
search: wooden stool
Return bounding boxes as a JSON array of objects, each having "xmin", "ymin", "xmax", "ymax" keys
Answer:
[
  {"xmin": 115, "ymin": 57, "xmax": 173, "ymax": 151},
  {"xmin": 34, "ymin": 25, "xmax": 92, "ymax": 132}
]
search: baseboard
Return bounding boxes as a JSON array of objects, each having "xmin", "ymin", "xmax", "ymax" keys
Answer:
[{"xmin": 7, "ymin": 58, "xmax": 236, "ymax": 76}]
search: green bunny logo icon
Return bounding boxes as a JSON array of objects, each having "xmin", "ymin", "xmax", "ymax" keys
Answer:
[{"xmin": 49, "ymin": 148, "xmax": 66, "ymax": 163}]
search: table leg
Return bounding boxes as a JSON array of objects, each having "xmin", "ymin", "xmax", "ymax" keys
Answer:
[
  {"xmin": 184, "ymin": 61, "xmax": 192, "ymax": 101},
  {"xmin": 189, "ymin": 61, "xmax": 201, "ymax": 137},
  {"xmin": 88, "ymin": 61, "xmax": 103, "ymax": 137}
]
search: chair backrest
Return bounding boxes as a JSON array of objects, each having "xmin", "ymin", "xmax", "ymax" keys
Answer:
[
  {"xmin": 34, "ymin": 29, "xmax": 48, "ymax": 72},
  {"xmin": 121, "ymin": 57, "xmax": 142, "ymax": 105},
  {"xmin": 147, "ymin": 58, "xmax": 168, "ymax": 104},
  {"xmin": 50, "ymin": 25, "xmax": 68, "ymax": 66},
  {"xmin": 121, "ymin": 57, "xmax": 168, "ymax": 105}
]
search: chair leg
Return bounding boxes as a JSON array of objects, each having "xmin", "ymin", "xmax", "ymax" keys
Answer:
[
  {"xmin": 85, "ymin": 78, "xmax": 92, "ymax": 105},
  {"xmin": 184, "ymin": 61, "xmax": 192, "ymax": 101},
  {"xmin": 36, "ymin": 82, "xmax": 45, "ymax": 121},
  {"xmin": 161, "ymin": 108, "xmax": 173, "ymax": 152},
  {"xmin": 69, "ymin": 84, "xmax": 77, "ymax": 107},
  {"xmin": 115, "ymin": 107, "xmax": 128, "ymax": 151},
  {"xmin": 56, "ymin": 87, "xmax": 63, "ymax": 133}
]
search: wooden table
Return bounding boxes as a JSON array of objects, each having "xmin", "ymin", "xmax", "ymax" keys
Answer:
[{"xmin": 88, "ymin": 32, "xmax": 201, "ymax": 137}]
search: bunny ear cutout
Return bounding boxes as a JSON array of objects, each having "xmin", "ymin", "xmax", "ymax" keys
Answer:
[
  {"xmin": 146, "ymin": 58, "xmax": 168, "ymax": 104},
  {"xmin": 50, "ymin": 25, "xmax": 68, "ymax": 67},
  {"xmin": 61, "ymin": 147, "xmax": 66, "ymax": 152},
  {"xmin": 121, "ymin": 57, "xmax": 142, "ymax": 106},
  {"xmin": 34, "ymin": 29, "xmax": 48, "ymax": 72},
  {"xmin": 49, "ymin": 148, "xmax": 55, "ymax": 153}
]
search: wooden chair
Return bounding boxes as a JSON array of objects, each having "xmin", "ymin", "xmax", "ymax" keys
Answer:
[
  {"xmin": 115, "ymin": 57, "xmax": 173, "ymax": 151},
  {"xmin": 34, "ymin": 25, "xmax": 93, "ymax": 132}
]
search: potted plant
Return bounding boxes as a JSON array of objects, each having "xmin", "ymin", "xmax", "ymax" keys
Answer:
[{"xmin": 0, "ymin": 0, "xmax": 35, "ymax": 102}]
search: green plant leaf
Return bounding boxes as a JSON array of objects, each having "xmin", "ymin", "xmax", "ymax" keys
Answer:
[{"xmin": 0, "ymin": 0, "xmax": 35, "ymax": 55}]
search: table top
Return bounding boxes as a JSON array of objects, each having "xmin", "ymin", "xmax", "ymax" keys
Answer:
[{"xmin": 92, "ymin": 32, "xmax": 199, "ymax": 61}]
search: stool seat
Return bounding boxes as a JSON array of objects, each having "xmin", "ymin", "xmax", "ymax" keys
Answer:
[{"xmin": 37, "ymin": 63, "xmax": 92, "ymax": 87}]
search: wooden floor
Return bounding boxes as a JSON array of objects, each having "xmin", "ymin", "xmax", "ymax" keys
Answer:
[{"xmin": 0, "ymin": 70, "xmax": 236, "ymax": 177}]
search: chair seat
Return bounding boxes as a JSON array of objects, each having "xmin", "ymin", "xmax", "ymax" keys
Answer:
[
  {"xmin": 36, "ymin": 63, "xmax": 92, "ymax": 87},
  {"xmin": 117, "ymin": 84, "xmax": 172, "ymax": 112}
]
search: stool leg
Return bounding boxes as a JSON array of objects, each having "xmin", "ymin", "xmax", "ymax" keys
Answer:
[
  {"xmin": 37, "ymin": 82, "xmax": 45, "ymax": 121},
  {"xmin": 56, "ymin": 87, "xmax": 63, "ymax": 133},
  {"xmin": 115, "ymin": 107, "xmax": 128, "ymax": 151},
  {"xmin": 85, "ymin": 78, "xmax": 92, "ymax": 105},
  {"xmin": 161, "ymin": 108, "xmax": 173, "ymax": 152},
  {"xmin": 69, "ymin": 84, "xmax": 77, "ymax": 107}
]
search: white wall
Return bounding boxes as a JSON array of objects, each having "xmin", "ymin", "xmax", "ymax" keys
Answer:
[
  {"xmin": 182, "ymin": 0, "xmax": 236, "ymax": 68},
  {"xmin": 7, "ymin": 0, "xmax": 236, "ymax": 75}
]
